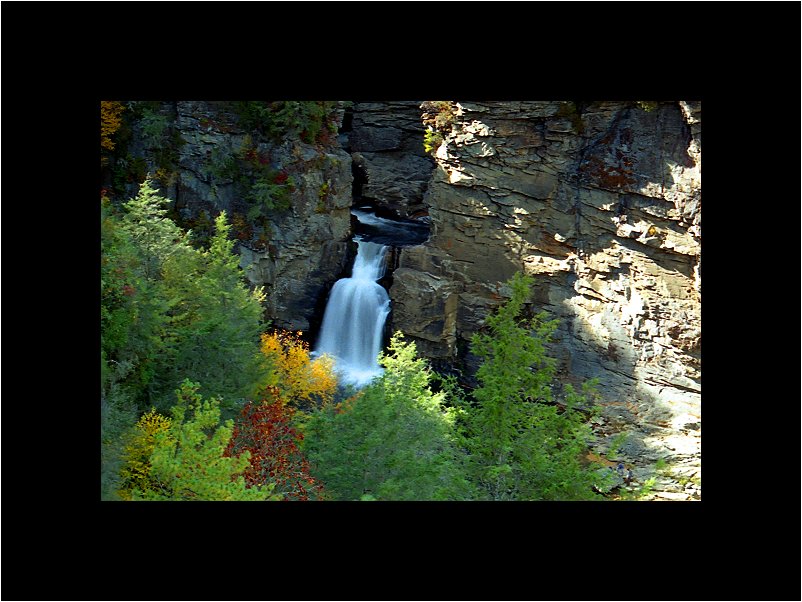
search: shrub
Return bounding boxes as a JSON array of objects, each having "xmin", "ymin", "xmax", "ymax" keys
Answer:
[
  {"xmin": 232, "ymin": 101, "xmax": 339, "ymax": 145},
  {"xmin": 259, "ymin": 330, "xmax": 337, "ymax": 408},
  {"xmin": 462, "ymin": 272, "xmax": 613, "ymax": 500},
  {"xmin": 139, "ymin": 109, "xmax": 170, "ymax": 148},
  {"xmin": 118, "ymin": 408, "xmax": 172, "ymax": 500},
  {"xmin": 421, "ymin": 101, "xmax": 455, "ymax": 156},
  {"xmin": 134, "ymin": 380, "xmax": 279, "ymax": 501},
  {"xmin": 302, "ymin": 333, "xmax": 473, "ymax": 501},
  {"xmin": 101, "ymin": 100, "xmax": 125, "ymax": 151},
  {"xmin": 423, "ymin": 128, "xmax": 444, "ymax": 155},
  {"xmin": 224, "ymin": 386, "xmax": 323, "ymax": 500}
]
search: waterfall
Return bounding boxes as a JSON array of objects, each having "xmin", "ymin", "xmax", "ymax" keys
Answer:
[{"xmin": 314, "ymin": 238, "xmax": 390, "ymax": 387}]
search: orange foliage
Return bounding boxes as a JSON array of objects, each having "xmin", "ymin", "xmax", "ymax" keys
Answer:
[
  {"xmin": 101, "ymin": 101, "xmax": 125, "ymax": 151},
  {"xmin": 260, "ymin": 330, "xmax": 337, "ymax": 406},
  {"xmin": 224, "ymin": 386, "xmax": 324, "ymax": 501}
]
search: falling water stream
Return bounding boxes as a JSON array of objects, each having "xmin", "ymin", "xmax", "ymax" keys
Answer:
[
  {"xmin": 314, "ymin": 209, "xmax": 428, "ymax": 387},
  {"xmin": 315, "ymin": 236, "xmax": 390, "ymax": 387}
]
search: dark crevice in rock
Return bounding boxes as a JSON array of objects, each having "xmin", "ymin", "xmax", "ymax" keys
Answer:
[
  {"xmin": 339, "ymin": 105, "xmax": 353, "ymax": 134},
  {"xmin": 351, "ymin": 159, "xmax": 368, "ymax": 205}
]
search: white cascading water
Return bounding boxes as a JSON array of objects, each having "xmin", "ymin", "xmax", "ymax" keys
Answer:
[{"xmin": 314, "ymin": 238, "xmax": 390, "ymax": 387}]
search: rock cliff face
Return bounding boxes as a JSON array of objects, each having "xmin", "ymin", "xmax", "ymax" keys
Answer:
[
  {"xmin": 115, "ymin": 101, "xmax": 354, "ymax": 333},
  {"xmin": 347, "ymin": 101, "xmax": 435, "ymax": 218},
  {"xmin": 388, "ymin": 101, "xmax": 701, "ymax": 499},
  {"xmin": 110, "ymin": 99, "xmax": 701, "ymax": 499}
]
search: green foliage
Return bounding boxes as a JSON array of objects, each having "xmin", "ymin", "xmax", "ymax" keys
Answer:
[
  {"xmin": 315, "ymin": 180, "xmax": 331, "ymax": 213},
  {"xmin": 635, "ymin": 101, "xmax": 659, "ymax": 112},
  {"xmin": 140, "ymin": 110, "xmax": 170, "ymax": 148},
  {"xmin": 151, "ymin": 209, "xmax": 267, "ymax": 410},
  {"xmin": 102, "ymin": 180, "xmax": 267, "ymax": 412},
  {"xmin": 246, "ymin": 175, "xmax": 293, "ymax": 214},
  {"xmin": 111, "ymin": 154, "xmax": 149, "ymax": 194},
  {"xmin": 303, "ymin": 333, "xmax": 473, "ymax": 501},
  {"xmin": 462, "ymin": 272, "xmax": 611, "ymax": 500},
  {"xmin": 232, "ymin": 101, "xmax": 339, "ymax": 144},
  {"xmin": 556, "ymin": 101, "xmax": 585, "ymax": 134},
  {"xmin": 101, "ymin": 387, "xmax": 138, "ymax": 500},
  {"xmin": 205, "ymin": 147, "xmax": 239, "ymax": 182},
  {"xmin": 423, "ymin": 128, "xmax": 444, "ymax": 155},
  {"xmin": 232, "ymin": 136, "xmax": 296, "ymax": 220},
  {"xmin": 422, "ymin": 101, "xmax": 455, "ymax": 155},
  {"xmin": 121, "ymin": 178, "xmax": 189, "ymax": 279},
  {"xmin": 134, "ymin": 380, "xmax": 279, "ymax": 501},
  {"xmin": 619, "ymin": 476, "xmax": 657, "ymax": 501},
  {"xmin": 101, "ymin": 199, "xmax": 162, "ymax": 400},
  {"xmin": 198, "ymin": 102, "xmax": 342, "ymax": 226}
]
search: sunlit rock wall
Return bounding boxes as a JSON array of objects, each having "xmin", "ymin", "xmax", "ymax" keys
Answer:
[{"xmin": 389, "ymin": 101, "xmax": 701, "ymax": 499}]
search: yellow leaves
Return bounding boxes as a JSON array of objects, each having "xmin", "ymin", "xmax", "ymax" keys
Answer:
[
  {"xmin": 118, "ymin": 408, "xmax": 172, "ymax": 498},
  {"xmin": 137, "ymin": 408, "xmax": 172, "ymax": 436},
  {"xmin": 308, "ymin": 354, "xmax": 338, "ymax": 401},
  {"xmin": 260, "ymin": 330, "xmax": 337, "ymax": 406},
  {"xmin": 101, "ymin": 100, "xmax": 125, "ymax": 151}
]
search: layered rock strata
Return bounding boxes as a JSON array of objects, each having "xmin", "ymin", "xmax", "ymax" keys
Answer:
[
  {"xmin": 389, "ymin": 101, "xmax": 701, "ymax": 499},
  {"xmin": 120, "ymin": 101, "xmax": 354, "ymax": 332},
  {"xmin": 348, "ymin": 101, "xmax": 435, "ymax": 219}
]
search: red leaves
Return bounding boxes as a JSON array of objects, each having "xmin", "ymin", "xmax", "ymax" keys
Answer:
[{"xmin": 224, "ymin": 391, "xmax": 322, "ymax": 501}]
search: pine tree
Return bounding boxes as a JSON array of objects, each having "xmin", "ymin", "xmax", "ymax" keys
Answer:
[
  {"xmin": 101, "ymin": 198, "xmax": 162, "ymax": 400},
  {"xmin": 134, "ymin": 380, "xmax": 279, "ymax": 501},
  {"xmin": 303, "ymin": 333, "xmax": 473, "ymax": 501},
  {"xmin": 464, "ymin": 272, "xmax": 610, "ymax": 500},
  {"xmin": 154, "ymin": 210, "xmax": 267, "ymax": 409},
  {"xmin": 108, "ymin": 180, "xmax": 267, "ymax": 410},
  {"xmin": 120, "ymin": 178, "xmax": 189, "ymax": 281}
]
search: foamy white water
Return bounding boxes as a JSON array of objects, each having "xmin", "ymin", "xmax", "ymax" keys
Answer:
[{"xmin": 314, "ymin": 239, "xmax": 390, "ymax": 387}]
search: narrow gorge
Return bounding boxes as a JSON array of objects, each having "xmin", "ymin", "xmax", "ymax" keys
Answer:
[{"xmin": 101, "ymin": 99, "xmax": 701, "ymax": 501}]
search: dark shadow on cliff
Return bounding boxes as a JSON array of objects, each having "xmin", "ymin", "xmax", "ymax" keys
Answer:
[{"xmin": 578, "ymin": 102, "xmax": 694, "ymax": 198}]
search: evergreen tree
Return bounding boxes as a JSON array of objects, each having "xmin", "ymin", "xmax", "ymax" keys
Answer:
[
  {"xmin": 153, "ymin": 211, "xmax": 267, "ymax": 410},
  {"xmin": 463, "ymin": 272, "xmax": 610, "ymax": 500},
  {"xmin": 303, "ymin": 333, "xmax": 473, "ymax": 501},
  {"xmin": 100, "ymin": 389, "xmax": 137, "ymax": 500},
  {"xmin": 101, "ymin": 197, "xmax": 162, "ymax": 401},
  {"xmin": 104, "ymin": 180, "xmax": 267, "ymax": 410},
  {"xmin": 134, "ymin": 380, "xmax": 279, "ymax": 501},
  {"xmin": 120, "ymin": 178, "xmax": 189, "ymax": 280}
]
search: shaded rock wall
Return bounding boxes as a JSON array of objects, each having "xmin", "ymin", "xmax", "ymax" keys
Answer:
[
  {"xmin": 348, "ymin": 101, "xmax": 435, "ymax": 219},
  {"xmin": 389, "ymin": 101, "xmax": 701, "ymax": 499},
  {"xmin": 117, "ymin": 101, "xmax": 354, "ymax": 333}
]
